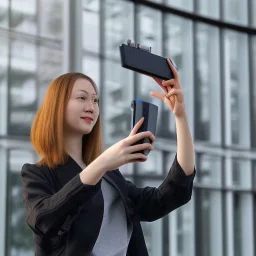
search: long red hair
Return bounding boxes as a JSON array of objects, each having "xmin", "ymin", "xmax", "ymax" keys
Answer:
[{"xmin": 31, "ymin": 73, "xmax": 103, "ymax": 169}]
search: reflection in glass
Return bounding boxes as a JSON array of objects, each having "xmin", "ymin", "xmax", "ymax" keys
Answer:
[
  {"xmin": 231, "ymin": 158, "xmax": 251, "ymax": 189},
  {"xmin": 140, "ymin": 180, "xmax": 162, "ymax": 256},
  {"xmin": 198, "ymin": 154, "xmax": 222, "ymax": 186},
  {"xmin": 38, "ymin": 46, "xmax": 63, "ymax": 105},
  {"xmin": 196, "ymin": 0, "xmax": 220, "ymax": 18},
  {"xmin": 0, "ymin": 36, "xmax": 8, "ymax": 135},
  {"xmin": 10, "ymin": 0, "xmax": 37, "ymax": 35},
  {"xmin": 39, "ymin": 0, "xmax": 63, "ymax": 39},
  {"xmin": 252, "ymin": 37, "xmax": 256, "ymax": 147},
  {"xmin": 103, "ymin": 60, "xmax": 133, "ymax": 145},
  {"xmin": 6, "ymin": 150, "xmax": 35, "ymax": 256},
  {"xmin": 195, "ymin": 189, "xmax": 222, "ymax": 256},
  {"xmin": 164, "ymin": 15, "xmax": 193, "ymax": 138},
  {"xmin": 0, "ymin": 0, "xmax": 9, "ymax": 28},
  {"xmin": 82, "ymin": 55, "xmax": 100, "ymax": 87},
  {"xmin": 83, "ymin": 0, "xmax": 100, "ymax": 53},
  {"xmin": 136, "ymin": 149, "xmax": 162, "ymax": 176},
  {"xmin": 223, "ymin": 0, "xmax": 248, "ymax": 26},
  {"xmin": 195, "ymin": 24, "xmax": 221, "ymax": 143},
  {"xmin": 224, "ymin": 31, "xmax": 250, "ymax": 147},
  {"xmin": 104, "ymin": 0, "xmax": 134, "ymax": 59},
  {"xmin": 9, "ymin": 40, "xmax": 37, "ymax": 136},
  {"xmin": 166, "ymin": 0, "xmax": 193, "ymax": 11},
  {"xmin": 233, "ymin": 193, "xmax": 253, "ymax": 256}
]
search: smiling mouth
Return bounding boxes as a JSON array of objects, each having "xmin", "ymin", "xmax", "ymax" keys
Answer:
[{"xmin": 81, "ymin": 117, "xmax": 93, "ymax": 122}]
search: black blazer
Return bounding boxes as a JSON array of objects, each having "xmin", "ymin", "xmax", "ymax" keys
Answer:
[{"xmin": 21, "ymin": 154, "xmax": 195, "ymax": 256}]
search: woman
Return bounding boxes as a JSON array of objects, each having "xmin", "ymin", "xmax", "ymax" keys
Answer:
[{"xmin": 21, "ymin": 59, "xmax": 196, "ymax": 256}]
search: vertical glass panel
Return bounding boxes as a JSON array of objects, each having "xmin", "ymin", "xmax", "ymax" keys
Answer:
[
  {"xmin": 252, "ymin": 0, "xmax": 256, "ymax": 27},
  {"xmin": 195, "ymin": 189, "xmax": 223, "ymax": 256},
  {"xmin": 166, "ymin": 0, "xmax": 193, "ymax": 12},
  {"xmin": 140, "ymin": 180, "xmax": 162, "ymax": 256},
  {"xmin": 195, "ymin": 24, "xmax": 221, "ymax": 144},
  {"xmin": 252, "ymin": 37, "xmax": 256, "ymax": 147},
  {"xmin": 164, "ymin": 15, "xmax": 193, "ymax": 138},
  {"xmin": 82, "ymin": 55, "xmax": 100, "ymax": 89},
  {"xmin": 137, "ymin": 6, "xmax": 162, "ymax": 56},
  {"xmin": 223, "ymin": 0, "xmax": 248, "ymax": 26},
  {"xmin": 233, "ymin": 193, "xmax": 254, "ymax": 256},
  {"xmin": 38, "ymin": 0, "xmax": 63, "ymax": 40},
  {"xmin": 104, "ymin": 0, "xmax": 134, "ymax": 59},
  {"xmin": 0, "ymin": 35, "xmax": 8, "ymax": 136},
  {"xmin": 231, "ymin": 158, "xmax": 251, "ymax": 189},
  {"xmin": 169, "ymin": 196, "xmax": 195, "ymax": 256},
  {"xmin": 198, "ymin": 154, "xmax": 222, "ymax": 186},
  {"xmin": 0, "ymin": 0, "xmax": 9, "ymax": 28},
  {"xmin": 224, "ymin": 31, "xmax": 250, "ymax": 147},
  {"xmin": 136, "ymin": 149, "xmax": 163, "ymax": 176},
  {"xmin": 103, "ymin": 59, "xmax": 134, "ymax": 145},
  {"xmin": 10, "ymin": 0, "xmax": 37, "ymax": 35},
  {"xmin": 196, "ymin": 0, "xmax": 220, "ymax": 19},
  {"xmin": 38, "ymin": 46, "xmax": 63, "ymax": 106},
  {"xmin": 9, "ymin": 40, "xmax": 37, "ymax": 136},
  {"xmin": 6, "ymin": 150, "xmax": 35, "ymax": 256},
  {"xmin": 83, "ymin": 0, "xmax": 100, "ymax": 53}
]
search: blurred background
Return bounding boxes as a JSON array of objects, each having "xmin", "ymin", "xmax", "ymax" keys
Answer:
[{"xmin": 0, "ymin": 0, "xmax": 256, "ymax": 255}]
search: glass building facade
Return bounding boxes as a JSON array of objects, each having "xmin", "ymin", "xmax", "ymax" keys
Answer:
[{"xmin": 0, "ymin": 0, "xmax": 256, "ymax": 255}]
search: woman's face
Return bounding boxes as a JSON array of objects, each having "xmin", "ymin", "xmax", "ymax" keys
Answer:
[{"xmin": 65, "ymin": 78, "xmax": 100, "ymax": 135}]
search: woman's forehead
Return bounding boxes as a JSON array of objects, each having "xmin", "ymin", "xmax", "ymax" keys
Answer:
[{"xmin": 72, "ymin": 78, "xmax": 97, "ymax": 95}]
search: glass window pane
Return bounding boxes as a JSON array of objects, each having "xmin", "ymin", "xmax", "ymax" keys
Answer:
[
  {"xmin": 38, "ymin": 46, "xmax": 63, "ymax": 106},
  {"xmin": 82, "ymin": 55, "xmax": 100, "ymax": 88},
  {"xmin": 223, "ymin": 0, "xmax": 248, "ymax": 26},
  {"xmin": 198, "ymin": 154, "xmax": 222, "ymax": 186},
  {"xmin": 169, "ymin": 196, "xmax": 195, "ymax": 256},
  {"xmin": 38, "ymin": 0, "xmax": 63, "ymax": 40},
  {"xmin": 223, "ymin": 31, "xmax": 250, "ymax": 147},
  {"xmin": 166, "ymin": 0, "xmax": 193, "ymax": 12},
  {"xmin": 0, "ymin": 0, "xmax": 9, "ymax": 28},
  {"xmin": 252, "ymin": 0, "xmax": 256, "ymax": 27},
  {"xmin": 0, "ymin": 35, "xmax": 8, "ymax": 136},
  {"xmin": 136, "ymin": 149, "xmax": 163, "ymax": 176},
  {"xmin": 164, "ymin": 15, "xmax": 193, "ymax": 138},
  {"xmin": 195, "ymin": 189, "xmax": 223, "ymax": 256},
  {"xmin": 83, "ymin": 0, "xmax": 100, "ymax": 53},
  {"xmin": 102, "ymin": 59, "xmax": 134, "ymax": 145},
  {"xmin": 196, "ymin": 0, "xmax": 220, "ymax": 19},
  {"xmin": 233, "ymin": 193, "xmax": 254, "ymax": 256},
  {"xmin": 104, "ymin": 0, "xmax": 134, "ymax": 59},
  {"xmin": 137, "ymin": 6, "xmax": 162, "ymax": 56},
  {"xmin": 252, "ymin": 37, "xmax": 256, "ymax": 147},
  {"xmin": 10, "ymin": 0, "xmax": 37, "ymax": 35},
  {"xmin": 195, "ymin": 24, "xmax": 221, "ymax": 144},
  {"xmin": 231, "ymin": 158, "xmax": 251, "ymax": 189},
  {"xmin": 9, "ymin": 40, "xmax": 37, "ymax": 136},
  {"xmin": 6, "ymin": 150, "xmax": 36, "ymax": 255},
  {"xmin": 139, "ymin": 179, "xmax": 163, "ymax": 256}
]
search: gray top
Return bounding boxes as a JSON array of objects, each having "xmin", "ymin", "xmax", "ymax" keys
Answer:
[{"xmin": 91, "ymin": 177, "xmax": 133, "ymax": 256}]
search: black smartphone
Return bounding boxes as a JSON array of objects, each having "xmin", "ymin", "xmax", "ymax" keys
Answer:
[
  {"xmin": 120, "ymin": 39, "xmax": 175, "ymax": 80},
  {"xmin": 131, "ymin": 99, "xmax": 158, "ymax": 156}
]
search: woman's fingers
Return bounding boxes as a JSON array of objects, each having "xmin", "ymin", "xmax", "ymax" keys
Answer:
[
  {"xmin": 127, "ymin": 143, "xmax": 154, "ymax": 154},
  {"xmin": 126, "ymin": 131, "xmax": 155, "ymax": 146},
  {"xmin": 129, "ymin": 117, "xmax": 144, "ymax": 136}
]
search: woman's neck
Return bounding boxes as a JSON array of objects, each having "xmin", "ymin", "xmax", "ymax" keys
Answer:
[{"xmin": 64, "ymin": 134, "xmax": 85, "ymax": 168}]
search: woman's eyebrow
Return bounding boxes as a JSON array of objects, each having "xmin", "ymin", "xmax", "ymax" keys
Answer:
[{"xmin": 78, "ymin": 89, "xmax": 97, "ymax": 96}]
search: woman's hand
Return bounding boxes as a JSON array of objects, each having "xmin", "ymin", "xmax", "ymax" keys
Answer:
[
  {"xmin": 97, "ymin": 117, "xmax": 155, "ymax": 172},
  {"xmin": 150, "ymin": 58, "xmax": 186, "ymax": 118}
]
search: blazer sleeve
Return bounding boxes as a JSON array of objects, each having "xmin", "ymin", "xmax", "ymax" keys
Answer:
[
  {"xmin": 126, "ymin": 154, "xmax": 196, "ymax": 222},
  {"xmin": 21, "ymin": 163, "xmax": 101, "ymax": 236}
]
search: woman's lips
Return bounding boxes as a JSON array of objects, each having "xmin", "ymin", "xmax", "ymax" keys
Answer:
[{"xmin": 81, "ymin": 117, "xmax": 93, "ymax": 123}]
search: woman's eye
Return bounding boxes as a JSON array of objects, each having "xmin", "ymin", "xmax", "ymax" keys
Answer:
[
  {"xmin": 78, "ymin": 96, "xmax": 86, "ymax": 100},
  {"xmin": 94, "ymin": 98, "xmax": 99, "ymax": 103}
]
